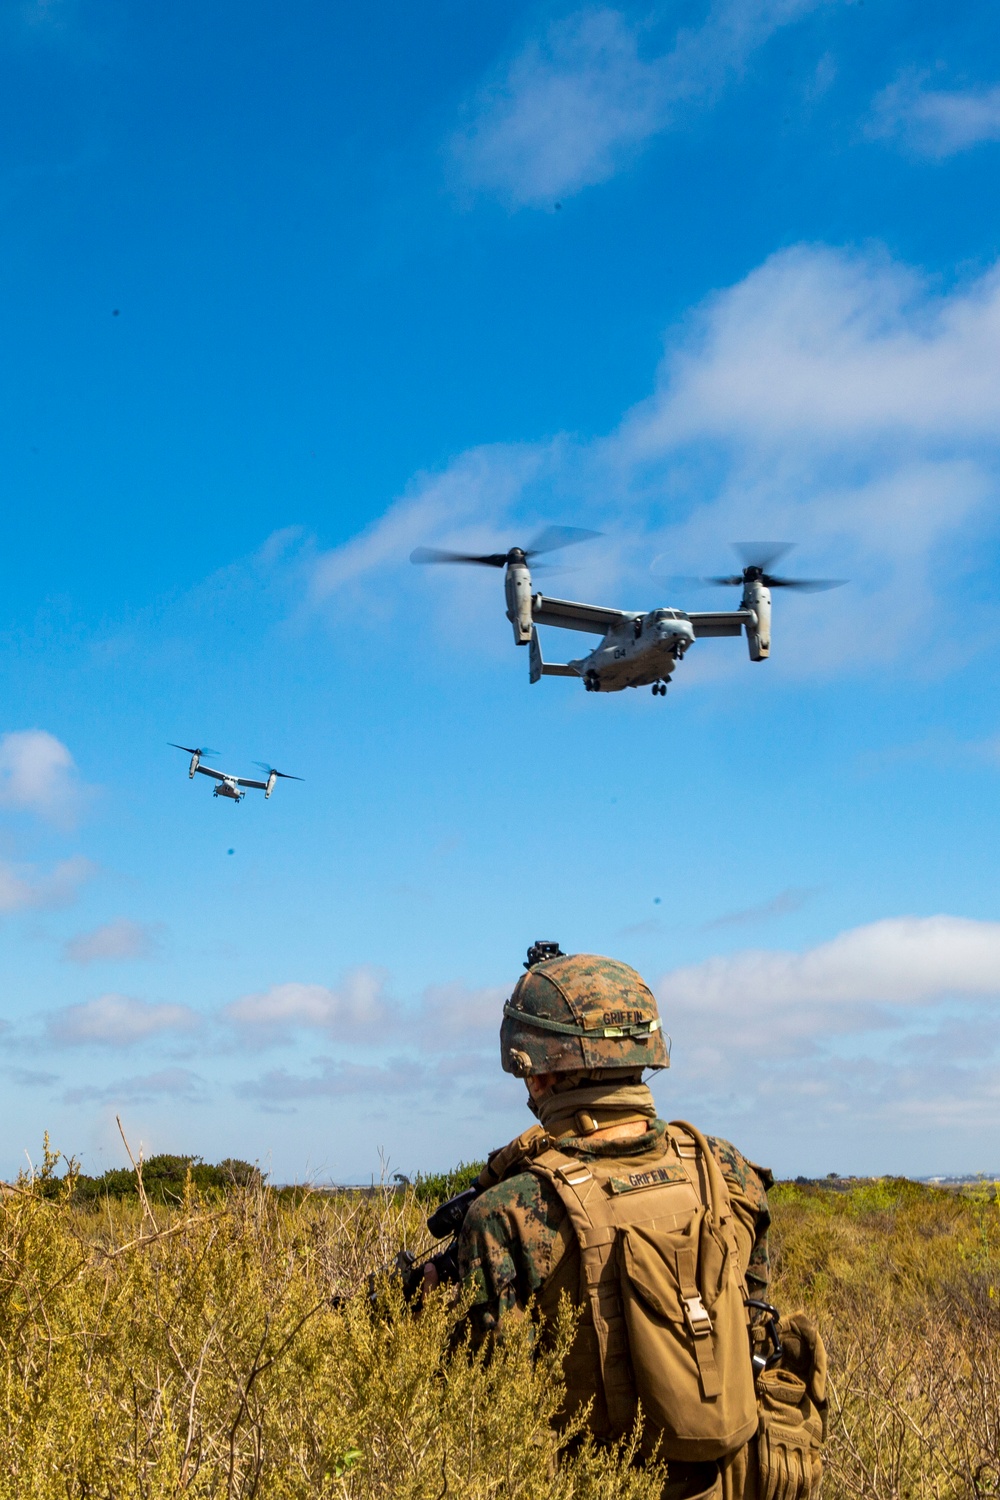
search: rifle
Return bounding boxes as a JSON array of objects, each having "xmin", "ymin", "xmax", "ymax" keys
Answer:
[{"xmin": 377, "ymin": 1183, "xmax": 483, "ymax": 1304}]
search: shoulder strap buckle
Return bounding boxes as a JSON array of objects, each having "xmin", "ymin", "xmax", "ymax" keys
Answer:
[{"xmin": 556, "ymin": 1164, "xmax": 593, "ymax": 1188}]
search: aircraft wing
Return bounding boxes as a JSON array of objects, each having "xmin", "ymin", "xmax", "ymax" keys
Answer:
[
  {"xmin": 235, "ymin": 776, "xmax": 268, "ymax": 790},
  {"xmin": 687, "ymin": 610, "xmax": 757, "ymax": 638},
  {"xmin": 531, "ymin": 594, "xmax": 635, "ymax": 635},
  {"xmin": 194, "ymin": 764, "xmax": 228, "ymax": 782}
]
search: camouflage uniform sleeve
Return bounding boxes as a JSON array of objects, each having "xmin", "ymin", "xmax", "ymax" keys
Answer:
[
  {"xmin": 456, "ymin": 1169, "xmax": 569, "ymax": 1343},
  {"xmin": 706, "ymin": 1134, "xmax": 771, "ymax": 1295}
]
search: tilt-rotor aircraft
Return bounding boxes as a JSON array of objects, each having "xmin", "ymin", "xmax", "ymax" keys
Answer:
[
  {"xmin": 411, "ymin": 530, "xmax": 843, "ymax": 696},
  {"xmin": 169, "ymin": 746, "xmax": 303, "ymax": 802}
]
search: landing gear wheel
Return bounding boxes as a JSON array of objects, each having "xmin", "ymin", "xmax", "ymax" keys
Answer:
[{"xmin": 585, "ymin": 671, "xmax": 599, "ymax": 693}]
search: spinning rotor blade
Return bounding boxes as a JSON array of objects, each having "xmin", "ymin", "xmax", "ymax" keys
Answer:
[
  {"xmin": 253, "ymin": 761, "xmax": 305, "ymax": 781},
  {"xmin": 760, "ymin": 575, "xmax": 846, "ymax": 592},
  {"xmin": 648, "ymin": 559, "xmax": 718, "ymax": 590},
  {"xmin": 169, "ymin": 742, "xmax": 219, "ymax": 757},
  {"xmin": 410, "ymin": 547, "xmax": 508, "ymax": 567},
  {"xmin": 733, "ymin": 541, "xmax": 795, "ymax": 573},
  {"xmin": 410, "ymin": 526, "xmax": 602, "ymax": 570},
  {"xmin": 697, "ymin": 543, "xmax": 847, "ymax": 592},
  {"xmin": 524, "ymin": 525, "xmax": 602, "ymax": 556}
]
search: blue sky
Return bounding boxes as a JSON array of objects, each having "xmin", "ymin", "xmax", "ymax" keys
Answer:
[{"xmin": 2, "ymin": 0, "xmax": 1000, "ymax": 1183}]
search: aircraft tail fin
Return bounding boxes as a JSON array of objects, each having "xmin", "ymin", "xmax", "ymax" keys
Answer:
[{"xmin": 529, "ymin": 627, "xmax": 577, "ymax": 683}]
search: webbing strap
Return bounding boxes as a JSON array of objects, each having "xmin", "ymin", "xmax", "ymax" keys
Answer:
[
  {"xmin": 676, "ymin": 1245, "xmax": 722, "ymax": 1398},
  {"xmin": 669, "ymin": 1120, "xmax": 733, "ymax": 1226},
  {"xmin": 529, "ymin": 1148, "xmax": 636, "ymax": 1436},
  {"xmin": 502, "ymin": 1001, "xmax": 662, "ymax": 1040}
]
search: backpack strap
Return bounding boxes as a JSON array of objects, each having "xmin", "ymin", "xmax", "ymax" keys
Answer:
[
  {"xmin": 669, "ymin": 1120, "xmax": 746, "ymax": 1400},
  {"xmin": 528, "ymin": 1146, "xmax": 636, "ymax": 1436},
  {"xmin": 669, "ymin": 1120, "xmax": 734, "ymax": 1227}
]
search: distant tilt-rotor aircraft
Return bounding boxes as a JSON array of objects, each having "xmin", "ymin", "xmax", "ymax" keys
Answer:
[
  {"xmin": 411, "ymin": 530, "xmax": 843, "ymax": 696},
  {"xmin": 169, "ymin": 746, "xmax": 303, "ymax": 802}
]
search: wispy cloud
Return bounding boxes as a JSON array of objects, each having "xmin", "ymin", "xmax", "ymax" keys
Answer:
[
  {"xmin": 63, "ymin": 918, "xmax": 162, "ymax": 965},
  {"xmin": 868, "ymin": 71, "xmax": 1000, "ymax": 159},
  {"xmin": 702, "ymin": 886, "xmax": 818, "ymax": 930},
  {"xmin": 236, "ymin": 1050, "xmax": 497, "ymax": 1114},
  {"xmin": 236, "ymin": 1057, "xmax": 429, "ymax": 1104},
  {"xmin": 3, "ymin": 1064, "xmax": 58, "ymax": 1088},
  {"xmin": 46, "ymin": 994, "xmax": 200, "ymax": 1048},
  {"xmin": 0, "ymin": 730, "xmax": 90, "ymax": 828},
  {"xmin": 225, "ymin": 969, "xmax": 504, "ymax": 1053},
  {"xmin": 452, "ymin": 0, "xmax": 825, "ymax": 207},
  {"xmin": 64, "ymin": 1067, "xmax": 207, "ymax": 1106},
  {"xmin": 0, "ymin": 854, "xmax": 95, "ymax": 914}
]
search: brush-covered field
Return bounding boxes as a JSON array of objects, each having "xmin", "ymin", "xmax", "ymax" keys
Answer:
[{"xmin": 1, "ymin": 1147, "xmax": 998, "ymax": 1499}]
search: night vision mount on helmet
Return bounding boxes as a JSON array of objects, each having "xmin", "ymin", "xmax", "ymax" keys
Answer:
[{"xmin": 501, "ymin": 944, "xmax": 670, "ymax": 1077}]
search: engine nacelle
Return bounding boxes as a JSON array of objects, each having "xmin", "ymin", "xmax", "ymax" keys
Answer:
[
  {"xmin": 504, "ymin": 560, "xmax": 533, "ymax": 645},
  {"xmin": 188, "ymin": 753, "xmax": 200, "ymax": 778},
  {"xmin": 265, "ymin": 771, "xmax": 277, "ymax": 799},
  {"xmin": 742, "ymin": 579, "xmax": 771, "ymax": 661}
]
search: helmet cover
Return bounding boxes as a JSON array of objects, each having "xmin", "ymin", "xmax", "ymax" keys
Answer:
[{"xmin": 500, "ymin": 953, "xmax": 669, "ymax": 1077}]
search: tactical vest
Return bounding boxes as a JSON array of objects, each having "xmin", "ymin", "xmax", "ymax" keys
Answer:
[{"xmin": 527, "ymin": 1120, "xmax": 758, "ymax": 1463}]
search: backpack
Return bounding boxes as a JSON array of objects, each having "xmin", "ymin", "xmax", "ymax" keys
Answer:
[{"xmin": 527, "ymin": 1120, "xmax": 758, "ymax": 1463}]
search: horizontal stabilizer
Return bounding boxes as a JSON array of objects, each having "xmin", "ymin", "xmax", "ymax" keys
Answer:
[{"xmin": 529, "ymin": 627, "xmax": 577, "ymax": 684}]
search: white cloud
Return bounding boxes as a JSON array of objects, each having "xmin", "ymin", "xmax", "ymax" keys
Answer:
[
  {"xmin": 666, "ymin": 915, "xmax": 1000, "ymax": 1012},
  {"xmin": 868, "ymin": 71, "xmax": 1000, "ymax": 159},
  {"xmin": 0, "ymin": 730, "xmax": 88, "ymax": 826},
  {"xmin": 0, "ymin": 854, "xmax": 95, "ymax": 914},
  {"xmin": 453, "ymin": 1, "xmax": 825, "ymax": 207},
  {"xmin": 631, "ymin": 246, "xmax": 1000, "ymax": 447},
  {"xmin": 226, "ymin": 969, "xmax": 505, "ymax": 1053},
  {"xmin": 46, "ymin": 994, "xmax": 199, "ymax": 1048},
  {"xmin": 63, "ymin": 918, "xmax": 161, "ymax": 965},
  {"xmin": 417, "ymin": 982, "xmax": 507, "ymax": 1045},
  {"xmin": 651, "ymin": 915, "xmax": 1000, "ymax": 1160},
  {"xmin": 225, "ymin": 968, "xmax": 392, "ymax": 1042}
]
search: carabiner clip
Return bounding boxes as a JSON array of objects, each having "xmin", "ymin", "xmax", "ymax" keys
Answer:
[{"xmin": 745, "ymin": 1297, "xmax": 783, "ymax": 1376}]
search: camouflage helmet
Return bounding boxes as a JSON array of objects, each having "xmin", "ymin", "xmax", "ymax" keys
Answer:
[{"xmin": 500, "ymin": 948, "xmax": 669, "ymax": 1077}]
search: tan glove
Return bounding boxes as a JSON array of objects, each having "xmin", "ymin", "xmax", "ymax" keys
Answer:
[{"xmin": 754, "ymin": 1313, "xmax": 827, "ymax": 1500}]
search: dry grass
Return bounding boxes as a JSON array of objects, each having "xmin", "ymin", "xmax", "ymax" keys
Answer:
[
  {"xmin": 0, "ymin": 1147, "xmax": 660, "ymax": 1500},
  {"xmin": 770, "ymin": 1177, "xmax": 1000, "ymax": 1499},
  {"xmin": 1, "ymin": 1149, "xmax": 997, "ymax": 1498}
]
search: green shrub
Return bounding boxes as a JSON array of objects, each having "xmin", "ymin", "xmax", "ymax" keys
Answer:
[
  {"xmin": 412, "ymin": 1158, "xmax": 486, "ymax": 1203},
  {"xmin": 33, "ymin": 1147, "xmax": 263, "ymax": 1205}
]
